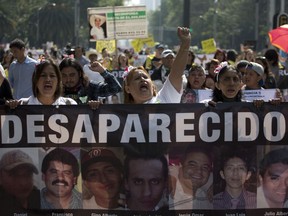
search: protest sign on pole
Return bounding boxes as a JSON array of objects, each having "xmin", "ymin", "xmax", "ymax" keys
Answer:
[{"xmin": 88, "ymin": 6, "xmax": 148, "ymax": 42}]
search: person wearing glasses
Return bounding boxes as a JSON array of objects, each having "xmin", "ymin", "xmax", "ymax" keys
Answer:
[
  {"xmin": 213, "ymin": 146, "xmax": 256, "ymax": 209},
  {"xmin": 81, "ymin": 148, "xmax": 124, "ymax": 210}
]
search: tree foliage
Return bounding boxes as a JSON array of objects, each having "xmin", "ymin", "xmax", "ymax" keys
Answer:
[
  {"xmin": 0, "ymin": 0, "xmax": 123, "ymax": 47},
  {"xmin": 1, "ymin": 0, "xmax": 287, "ymax": 52},
  {"xmin": 149, "ymin": 0, "xmax": 288, "ymax": 52}
]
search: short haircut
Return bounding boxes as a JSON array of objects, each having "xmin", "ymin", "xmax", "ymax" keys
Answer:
[
  {"xmin": 9, "ymin": 38, "xmax": 25, "ymax": 49},
  {"xmin": 220, "ymin": 147, "xmax": 253, "ymax": 172},
  {"xmin": 181, "ymin": 145, "xmax": 213, "ymax": 166},
  {"xmin": 41, "ymin": 148, "xmax": 79, "ymax": 177},
  {"xmin": 259, "ymin": 148, "xmax": 288, "ymax": 177},
  {"xmin": 124, "ymin": 153, "xmax": 168, "ymax": 181}
]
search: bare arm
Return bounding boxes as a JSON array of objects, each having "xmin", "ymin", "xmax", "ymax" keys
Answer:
[{"xmin": 168, "ymin": 27, "xmax": 191, "ymax": 93}]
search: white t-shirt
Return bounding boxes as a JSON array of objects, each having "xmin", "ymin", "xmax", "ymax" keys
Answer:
[
  {"xmin": 90, "ymin": 27, "xmax": 105, "ymax": 40},
  {"xmin": 146, "ymin": 77, "xmax": 183, "ymax": 103},
  {"xmin": 21, "ymin": 96, "xmax": 77, "ymax": 105}
]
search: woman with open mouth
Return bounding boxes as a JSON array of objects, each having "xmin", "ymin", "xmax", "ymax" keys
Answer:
[
  {"xmin": 123, "ymin": 26, "xmax": 191, "ymax": 104},
  {"xmin": 5, "ymin": 59, "xmax": 77, "ymax": 107}
]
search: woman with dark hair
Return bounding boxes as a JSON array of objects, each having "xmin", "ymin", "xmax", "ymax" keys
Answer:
[
  {"xmin": 6, "ymin": 59, "xmax": 77, "ymax": 107},
  {"xmin": 213, "ymin": 49, "xmax": 226, "ymax": 63},
  {"xmin": 203, "ymin": 62, "xmax": 282, "ymax": 106},
  {"xmin": 185, "ymin": 50, "xmax": 195, "ymax": 71},
  {"xmin": 209, "ymin": 62, "xmax": 243, "ymax": 103},
  {"xmin": 116, "ymin": 53, "xmax": 129, "ymax": 71},
  {"xmin": 264, "ymin": 49, "xmax": 288, "ymax": 89},
  {"xmin": 181, "ymin": 64, "xmax": 207, "ymax": 103},
  {"xmin": 59, "ymin": 58, "xmax": 122, "ymax": 106}
]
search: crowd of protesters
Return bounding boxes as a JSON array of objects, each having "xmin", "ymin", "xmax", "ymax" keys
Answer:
[
  {"xmin": 0, "ymin": 26, "xmax": 287, "ymax": 106},
  {"xmin": 1, "ymin": 26, "xmax": 288, "ymax": 213}
]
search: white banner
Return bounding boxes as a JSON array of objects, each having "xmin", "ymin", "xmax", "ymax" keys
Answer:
[{"xmin": 87, "ymin": 6, "xmax": 148, "ymax": 41}]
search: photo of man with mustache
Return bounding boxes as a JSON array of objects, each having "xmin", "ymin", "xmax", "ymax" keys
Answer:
[{"xmin": 40, "ymin": 148, "xmax": 82, "ymax": 209}]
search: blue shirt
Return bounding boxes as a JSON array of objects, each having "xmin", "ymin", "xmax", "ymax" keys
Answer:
[{"xmin": 8, "ymin": 56, "xmax": 38, "ymax": 99}]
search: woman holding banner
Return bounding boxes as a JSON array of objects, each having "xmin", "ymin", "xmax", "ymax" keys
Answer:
[
  {"xmin": 122, "ymin": 27, "xmax": 191, "ymax": 104},
  {"xmin": 205, "ymin": 62, "xmax": 243, "ymax": 105},
  {"xmin": 6, "ymin": 59, "xmax": 77, "ymax": 108},
  {"xmin": 203, "ymin": 62, "xmax": 282, "ymax": 107}
]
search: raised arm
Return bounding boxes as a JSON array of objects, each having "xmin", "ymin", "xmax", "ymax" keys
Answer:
[{"xmin": 168, "ymin": 27, "xmax": 191, "ymax": 93}]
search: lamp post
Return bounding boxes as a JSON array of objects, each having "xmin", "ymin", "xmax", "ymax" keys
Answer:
[{"xmin": 36, "ymin": 3, "xmax": 56, "ymax": 48}]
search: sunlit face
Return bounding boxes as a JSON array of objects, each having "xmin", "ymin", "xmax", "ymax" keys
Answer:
[
  {"xmin": 61, "ymin": 66, "xmax": 80, "ymax": 88},
  {"xmin": 244, "ymin": 68, "xmax": 261, "ymax": 89},
  {"xmin": 245, "ymin": 50, "xmax": 254, "ymax": 61},
  {"xmin": 188, "ymin": 69, "xmax": 206, "ymax": 89},
  {"xmin": 216, "ymin": 52, "xmax": 225, "ymax": 62},
  {"xmin": 42, "ymin": 161, "xmax": 76, "ymax": 199},
  {"xmin": 118, "ymin": 54, "xmax": 127, "ymax": 67},
  {"xmin": 84, "ymin": 162, "xmax": 122, "ymax": 206},
  {"xmin": 125, "ymin": 70, "xmax": 154, "ymax": 104},
  {"xmin": 36, "ymin": 65, "xmax": 58, "ymax": 99},
  {"xmin": 220, "ymin": 157, "xmax": 251, "ymax": 190},
  {"xmin": 4, "ymin": 52, "xmax": 13, "ymax": 63},
  {"xmin": 0, "ymin": 166, "xmax": 34, "ymax": 201},
  {"xmin": 216, "ymin": 70, "xmax": 242, "ymax": 99},
  {"xmin": 260, "ymin": 163, "xmax": 288, "ymax": 208},
  {"xmin": 125, "ymin": 159, "xmax": 166, "ymax": 211},
  {"xmin": 180, "ymin": 152, "xmax": 212, "ymax": 192}
]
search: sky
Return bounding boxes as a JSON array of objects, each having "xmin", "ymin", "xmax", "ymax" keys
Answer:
[{"xmin": 124, "ymin": 0, "xmax": 161, "ymax": 11}]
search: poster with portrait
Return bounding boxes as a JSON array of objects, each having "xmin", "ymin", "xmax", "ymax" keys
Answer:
[
  {"xmin": 87, "ymin": 6, "xmax": 148, "ymax": 41},
  {"xmin": 1, "ymin": 102, "xmax": 288, "ymax": 215},
  {"xmin": 89, "ymin": 13, "xmax": 108, "ymax": 41}
]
